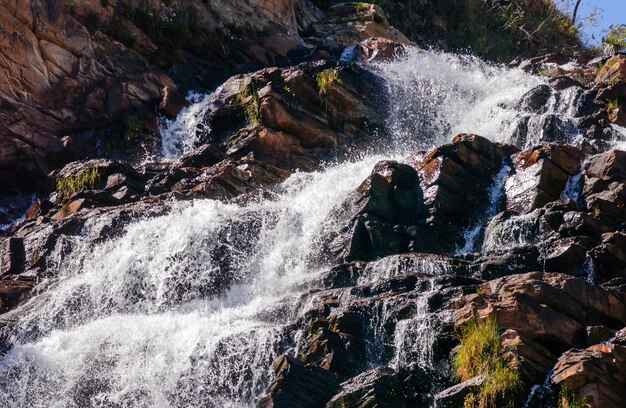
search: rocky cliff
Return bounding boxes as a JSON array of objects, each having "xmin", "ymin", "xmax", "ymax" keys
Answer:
[{"xmin": 1, "ymin": 1, "xmax": 626, "ymax": 408}]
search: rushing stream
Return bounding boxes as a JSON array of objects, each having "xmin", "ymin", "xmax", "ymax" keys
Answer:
[{"xmin": 0, "ymin": 48, "xmax": 609, "ymax": 407}]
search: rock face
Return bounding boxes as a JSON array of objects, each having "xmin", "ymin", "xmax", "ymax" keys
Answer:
[
  {"xmin": 0, "ymin": 0, "xmax": 403, "ymax": 193},
  {"xmin": 551, "ymin": 344, "xmax": 626, "ymax": 408},
  {"xmin": 3, "ymin": 2, "xmax": 626, "ymax": 408}
]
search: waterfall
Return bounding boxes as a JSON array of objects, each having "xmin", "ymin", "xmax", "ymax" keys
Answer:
[
  {"xmin": 0, "ymin": 158, "xmax": 382, "ymax": 408},
  {"xmin": 560, "ymin": 161, "xmax": 585, "ymax": 203},
  {"xmin": 456, "ymin": 163, "xmax": 511, "ymax": 254},
  {"xmin": 3, "ymin": 47, "xmax": 624, "ymax": 407},
  {"xmin": 160, "ymin": 92, "xmax": 213, "ymax": 160},
  {"xmin": 390, "ymin": 280, "xmax": 446, "ymax": 370},
  {"xmin": 373, "ymin": 48, "xmax": 543, "ymax": 151}
]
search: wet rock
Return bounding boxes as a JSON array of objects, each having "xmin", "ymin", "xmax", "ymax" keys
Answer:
[
  {"xmin": 174, "ymin": 144, "xmax": 225, "ymax": 169},
  {"xmin": 309, "ymin": 3, "xmax": 410, "ymax": 54},
  {"xmin": 257, "ymin": 354, "xmax": 341, "ymax": 408},
  {"xmin": 204, "ymin": 62, "xmax": 388, "ymax": 154},
  {"xmin": 227, "ymin": 127, "xmax": 317, "ymax": 171},
  {"xmin": 505, "ymin": 144, "xmax": 584, "ymax": 214},
  {"xmin": 353, "ymin": 37, "xmax": 408, "ymax": 63},
  {"xmin": 412, "ymin": 134, "xmax": 510, "ymax": 252},
  {"xmin": 518, "ymin": 85, "xmax": 552, "ymax": 114},
  {"xmin": 434, "ymin": 375, "xmax": 484, "ymax": 408},
  {"xmin": 329, "ymin": 160, "xmax": 424, "ymax": 261},
  {"xmin": 0, "ymin": 280, "xmax": 34, "ymax": 314},
  {"xmin": 551, "ymin": 343, "xmax": 626, "ymax": 408},
  {"xmin": 326, "ymin": 366, "xmax": 408, "ymax": 407},
  {"xmin": 0, "ymin": 238, "xmax": 25, "ymax": 276},
  {"xmin": 454, "ymin": 272, "xmax": 626, "ymax": 388}
]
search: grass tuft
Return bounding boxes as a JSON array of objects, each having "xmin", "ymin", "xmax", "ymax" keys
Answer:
[
  {"xmin": 558, "ymin": 386, "xmax": 587, "ymax": 408},
  {"xmin": 316, "ymin": 68, "xmax": 340, "ymax": 97},
  {"xmin": 453, "ymin": 316, "xmax": 521, "ymax": 408},
  {"xmin": 56, "ymin": 167, "xmax": 100, "ymax": 204},
  {"xmin": 236, "ymin": 84, "xmax": 261, "ymax": 126}
]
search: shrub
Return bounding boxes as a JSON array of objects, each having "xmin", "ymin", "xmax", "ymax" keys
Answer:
[
  {"xmin": 56, "ymin": 167, "xmax": 101, "ymax": 203},
  {"xmin": 604, "ymin": 25, "xmax": 626, "ymax": 49},
  {"xmin": 453, "ymin": 316, "xmax": 521, "ymax": 408}
]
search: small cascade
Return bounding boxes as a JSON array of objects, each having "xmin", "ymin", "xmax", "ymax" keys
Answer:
[
  {"xmin": 359, "ymin": 254, "xmax": 451, "ymax": 285},
  {"xmin": 584, "ymin": 253, "xmax": 596, "ymax": 284},
  {"xmin": 366, "ymin": 299, "xmax": 395, "ymax": 367},
  {"xmin": 160, "ymin": 92, "xmax": 213, "ymax": 160},
  {"xmin": 560, "ymin": 161, "xmax": 585, "ymax": 203},
  {"xmin": 374, "ymin": 48, "xmax": 544, "ymax": 151},
  {"xmin": 481, "ymin": 211, "xmax": 539, "ymax": 253},
  {"xmin": 457, "ymin": 163, "xmax": 511, "ymax": 254},
  {"xmin": 391, "ymin": 280, "xmax": 441, "ymax": 369},
  {"xmin": 524, "ymin": 370, "xmax": 553, "ymax": 408}
]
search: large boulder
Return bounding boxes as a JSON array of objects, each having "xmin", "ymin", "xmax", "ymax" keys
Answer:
[
  {"xmin": 454, "ymin": 272, "xmax": 626, "ymax": 385},
  {"xmin": 551, "ymin": 343, "xmax": 626, "ymax": 408},
  {"xmin": 257, "ymin": 354, "xmax": 341, "ymax": 408},
  {"xmin": 505, "ymin": 144, "xmax": 584, "ymax": 213}
]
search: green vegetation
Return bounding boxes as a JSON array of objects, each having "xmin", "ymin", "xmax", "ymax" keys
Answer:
[
  {"xmin": 453, "ymin": 316, "xmax": 521, "ymax": 408},
  {"xmin": 607, "ymin": 98, "xmax": 619, "ymax": 112},
  {"xmin": 312, "ymin": 0, "xmax": 584, "ymax": 62},
  {"xmin": 355, "ymin": 3, "xmax": 370, "ymax": 12},
  {"xmin": 316, "ymin": 68, "xmax": 340, "ymax": 97},
  {"xmin": 558, "ymin": 386, "xmax": 587, "ymax": 408},
  {"xmin": 236, "ymin": 84, "xmax": 261, "ymax": 126},
  {"xmin": 123, "ymin": 114, "xmax": 143, "ymax": 145},
  {"xmin": 56, "ymin": 167, "xmax": 101, "ymax": 203},
  {"xmin": 604, "ymin": 25, "xmax": 626, "ymax": 49}
]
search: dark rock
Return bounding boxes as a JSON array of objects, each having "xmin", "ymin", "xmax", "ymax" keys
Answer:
[
  {"xmin": 326, "ymin": 366, "xmax": 409, "ymax": 408},
  {"xmin": 175, "ymin": 144, "xmax": 225, "ymax": 169},
  {"xmin": 434, "ymin": 375, "xmax": 484, "ymax": 408},
  {"xmin": 257, "ymin": 354, "xmax": 341, "ymax": 408},
  {"xmin": 0, "ymin": 237, "xmax": 25, "ymax": 275}
]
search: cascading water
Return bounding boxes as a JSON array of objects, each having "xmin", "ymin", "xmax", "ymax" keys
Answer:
[
  {"xmin": 160, "ymin": 92, "xmax": 213, "ymax": 160},
  {"xmin": 560, "ymin": 161, "xmax": 585, "ymax": 203},
  {"xmin": 0, "ymin": 158, "xmax": 383, "ymax": 408},
  {"xmin": 457, "ymin": 163, "xmax": 512, "ymax": 254},
  {"xmin": 1, "ymin": 47, "xmax": 621, "ymax": 407}
]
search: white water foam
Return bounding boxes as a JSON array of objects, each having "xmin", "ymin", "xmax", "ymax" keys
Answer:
[
  {"xmin": 0, "ymin": 157, "xmax": 382, "ymax": 408},
  {"xmin": 374, "ymin": 48, "xmax": 544, "ymax": 150},
  {"xmin": 160, "ymin": 92, "xmax": 213, "ymax": 160}
]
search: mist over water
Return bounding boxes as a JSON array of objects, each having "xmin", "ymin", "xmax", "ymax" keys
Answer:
[{"xmin": 0, "ymin": 48, "xmax": 614, "ymax": 407}]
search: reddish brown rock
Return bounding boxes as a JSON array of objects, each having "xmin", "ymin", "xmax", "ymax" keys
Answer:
[
  {"xmin": 354, "ymin": 37, "xmax": 407, "ymax": 63},
  {"xmin": 551, "ymin": 344, "xmax": 626, "ymax": 408},
  {"xmin": 412, "ymin": 134, "xmax": 511, "ymax": 251},
  {"xmin": 505, "ymin": 144, "xmax": 584, "ymax": 213},
  {"xmin": 310, "ymin": 3, "xmax": 410, "ymax": 52},
  {"xmin": 595, "ymin": 55, "xmax": 626, "ymax": 84},
  {"xmin": 454, "ymin": 272, "xmax": 626, "ymax": 384}
]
